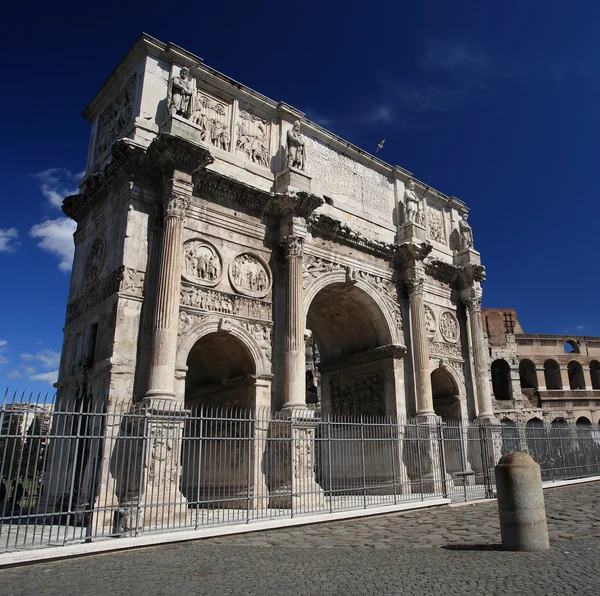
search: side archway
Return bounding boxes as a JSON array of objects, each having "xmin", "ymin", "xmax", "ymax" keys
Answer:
[{"xmin": 491, "ymin": 359, "xmax": 511, "ymax": 400}]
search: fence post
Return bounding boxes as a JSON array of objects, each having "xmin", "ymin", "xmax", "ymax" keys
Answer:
[
  {"xmin": 327, "ymin": 416, "xmax": 333, "ymax": 513},
  {"xmin": 194, "ymin": 405, "xmax": 203, "ymax": 530},
  {"xmin": 360, "ymin": 415, "xmax": 367, "ymax": 509},
  {"xmin": 478, "ymin": 423, "xmax": 494, "ymax": 499},
  {"xmin": 437, "ymin": 419, "xmax": 448, "ymax": 499},
  {"xmin": 389, "ymin": 418, "xmax": 398, "ymax": 505},
  {"xmin": 246, "ymin": 409, "xmax": 253, "ymax": 523}
]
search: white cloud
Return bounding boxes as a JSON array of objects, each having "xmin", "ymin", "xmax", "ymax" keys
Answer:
[
  {"xmin": 576, "ymin": 325, "xmax": 589, "ymax": 331},
  {"xmin": 33, "ymin": 168, "xmax": 82, "ymax": 209},
  {"xmin": 29, "ymin": 371, "xmax": 58, "ymax": 386},
  {"xmin": 366, "ymin": 104, "xmax": 394, "ymax": 124},
  {"xmin": 0, "ymin": 228, "xmax": 19, "ymax": 253},
  {"xmin": 29, "ymin": 217, "xmax": 76, "ymax": 272},
  {"xmin": 20, "ymin": 349, "xmax": 61, "ymax": 369},
  {"xmin": 0, "ymin": 339, "xmax": 8, "ymax": 366},
  {"xmin": 423, "ymin": 39, "xmax": 491, "ymax": 73},
  {"xmin": 305, "ymin": 108, "xmax": 334, "ymax": 128},
  {"xmin": 390, "ymin": 82, "xmax": 472, "ymax": 112}
]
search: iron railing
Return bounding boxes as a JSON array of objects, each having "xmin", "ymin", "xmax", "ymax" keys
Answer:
[{"xmin": 1, "ymin": 389, "xmax": 600, "ymax": 553}]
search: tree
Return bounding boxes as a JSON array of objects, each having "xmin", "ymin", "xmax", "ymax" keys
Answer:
[{"xmin": 0, "ymin": 412, "xmax": 24, "ymax": 484}]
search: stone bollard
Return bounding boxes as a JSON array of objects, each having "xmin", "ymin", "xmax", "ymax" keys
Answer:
[{"xmin": 495, "ymin": 452, "xmax": 549, "ymax": 551}]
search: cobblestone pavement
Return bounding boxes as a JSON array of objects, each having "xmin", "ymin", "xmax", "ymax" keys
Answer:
[{"xmin": 1, "ymin": 482, "xmax": 599, "ymax": 595}]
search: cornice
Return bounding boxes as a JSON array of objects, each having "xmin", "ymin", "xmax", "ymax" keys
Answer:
[
  {"xmin": 307, "ymin": 213, "xmax": 397, "ymax": 259},
  {"xmin": 319, "ymin": 344, "xmax": 406, "ymax": 373}
]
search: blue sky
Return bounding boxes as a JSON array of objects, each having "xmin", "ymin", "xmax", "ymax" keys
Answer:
[{"xmin": 1, "ymin": 1, "xmax": 599, "ymax": 394}]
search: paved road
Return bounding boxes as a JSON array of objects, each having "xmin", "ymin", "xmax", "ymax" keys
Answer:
[{"xmin": 1, "ymin": 482, "xmax": 599, "ymax": 595}]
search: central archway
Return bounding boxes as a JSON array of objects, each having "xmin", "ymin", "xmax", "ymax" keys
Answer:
[{"xmin": 305, "ymin": 280, "xmax": 402, "ymax": 417}]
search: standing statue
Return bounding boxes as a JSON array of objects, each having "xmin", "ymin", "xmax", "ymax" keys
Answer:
[
  {"xmin": 167, "ymin": 67, "xmax": 196, "ymax": 120},
  {"xmin": 404, "ymin": 180, "xmax": 421, "ymax": 224},
  {"xmin": 287, "ymin": 120, "xmax": 306, "ymax": 170},
  {"xmin": 458, "ymin": 213, "xmax": 474, "ymax": 250}
]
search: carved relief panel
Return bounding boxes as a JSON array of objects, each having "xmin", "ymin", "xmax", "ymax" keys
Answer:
[
  {"xmin": 236, "ymin": 108, "xmax": 270, "ymax": 168},
  {"xmin": 183, "ymin": 239, "xmax": 222, "ymax": 287},
  {"xmin": 439, "ymin": 311, "xmax": 459, "ymax": 343},
  {"xmin": 330, "ymin": 372, "xmax": 385, "ymax": 416},
  {"xmin": 85, "ymin": 237, "xmax": 106, "ymax": 285},
  {"xmin": 424, "ymin": 305, "xmax": 437, "ymax": 337},
  {"xmin": 192, "ymin": 90, "xmax": 232, "ymax": 151},
  {"xmin": 427, "ymin": 205, "xmax": 445, "ymax": 244},
  {"xmin": 94, "ymin": 74, "xmax": 136, "ymax": 159},
  {"xmin": 229, "ymin": 253, "xmax": 272, "ymax": 299}
]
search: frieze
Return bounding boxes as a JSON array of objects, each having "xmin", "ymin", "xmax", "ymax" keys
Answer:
[
  {"xmin": 193, "ymin": 91, "xmax": 231, "ymax": 151},
  {"xmin": 183, "ymin": 239, "xmax": 222, "ymax": 287},
  {"xmin": 66, "ymin": 267, "xmax": 124, "ymax": 324},
  {"xmin": 427, "ymin": 206, "xmax": 445, "ymax": 244},
  {"xmin": 330, "ymin": 372, "xmax": 385, "ymax": 417},
  {"xmin": 94, "ymin": 74, "xmax": 136, "ymax": 160},
  {"xmin": 439, "ymin": 311, "xmax": 459, "ymax": 343},
  {"xmin": 428, "ymin": 339, "xmax": 462, "ymax": 360},
  {"xmin": 180, "ymin": 282, "xmax": 271, "ymax": 321},
  {"xmin": 240, "ymin": 320, "xmax": 273, "ymax": 362},
  {"xmin": 229, "ymin": 253, "xmax": 272, "ymax": 298},
  {"xmin": 302, "ymin": 255, "xmax": 343, "ymax": 289}
]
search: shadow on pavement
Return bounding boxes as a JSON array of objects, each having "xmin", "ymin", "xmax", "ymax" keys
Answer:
[{"xmin": 442, "ymin": 543, "xmax": 504, "ymax": 551}]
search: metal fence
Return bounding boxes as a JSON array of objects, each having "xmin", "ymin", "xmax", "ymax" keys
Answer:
[{"xmin": 1, "ymin": 390, "xmax": 600, "ymax": 553}]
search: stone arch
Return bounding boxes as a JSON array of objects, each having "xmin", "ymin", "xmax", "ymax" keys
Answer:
[
  {"xmin": 491, "ymin": 359, "xmax": 512, "ymax": 400},
  {"xmin": 430, "ymin": 365, "xmax": 462, "ymax": 421},
  {"xmin": 304, "ymin": 271, "xmax": 401, "ymax": 348},
  {"xmin": 177, "ymin": 317, "xmax": 270, "ymax": 379},
  {"xmin": 525, "ymin": 417, "xmax": 547, "ymax": 461},
  {"xmin": 567, "ymin": 360, "xmax": 585, "ymax": 390},
  {"xmin": 564, "ymin": 339, "xmax": 580, "ymax": 354},
  {"xmin": 590, "ymin": 360, "xmax": 600, "ymax": 390},
  {"xmin": 576, "ymin": 416, "xmax": 591, "ymax": 426},
  {"xmin": 519, "ymin": 359, "xmax": 537, "ymax": 389},
  {"xmin": 305, "ymin": 274, "xmax": 403, "ymax": 417},
  {"xmin": 544, "ymin": 359, "xmax": 562, "ymax": 390}
]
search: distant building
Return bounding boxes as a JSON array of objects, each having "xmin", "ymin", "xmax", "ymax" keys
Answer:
[{"xmin": 483, "ymin": 308, "xmax": 600, "ymax": 426}]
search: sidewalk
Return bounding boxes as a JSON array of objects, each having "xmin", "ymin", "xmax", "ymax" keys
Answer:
[{"xmin": 0, "ymin": 481, "xmax": 598, "ymax": 595}]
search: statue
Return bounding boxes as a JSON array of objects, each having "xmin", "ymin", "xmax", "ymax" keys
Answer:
[
  {"xmin": 287, "ymin": 120, "xmax": 305, "ymax": 170},
  {"xmin": 403, "ymin": 180, "xmax": 421, "ymax": 224},
  {"xmin": 458, "ymin": 213, "xmax": 474, "ymax": 250},
  {"xmin": 167, "ymin": 67, "xmax": 195, "ymax": 120}
]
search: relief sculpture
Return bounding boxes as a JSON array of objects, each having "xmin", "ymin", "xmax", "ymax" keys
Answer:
[
  {"xmin": 236, "ymin": 109, "xmax": 270, "ymax": 167},
  {"xmin": 331, "ymin": 373, "xmax": 385, "ymax": 416},
  {"xmin": 229, "ymin": 253, "xmax": 271, "ymax": 298},
  {"xmin": 439, "ymin": 311, "xmax": 459, "ymax": 343},
  {"xmin": 424, "ymin": 305, "xmax": 437, "ymax": 336},
  {"xmin": 183, "ymin": 240, "xmax": 221, "ymax": 287},
  {"xmin": 180, "ymin": 283, "xmax": 271, "ymax": 321},
  {"xmin": 193, "ymin": 93, "xmax": 230, "ymax": 151},
  {"xmin": 95, "ymin": 74, "xmax": 136, "ymax": 158},
  {"xmin": 427, "ymin": 206, "xmax": 445, "ymax": 244},
  {"xmin": 85, "ymin": 237, "xmax": 105, "ymax": 285}
]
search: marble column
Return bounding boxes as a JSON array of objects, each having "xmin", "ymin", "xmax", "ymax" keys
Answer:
[
  {"xmin": 407, "ymin": 277, "xmax": 434, "ymax": 416},
  {"xmin": 281, "ymin": 235, "xmax": 306, "ymax": 408},
  {"xmin": 465, "ymin": 295, "xmax": 495, "ymax": 419},
  {"xmin": 145, "ymin": 173, "xmax": 193, "ymax": 406}
]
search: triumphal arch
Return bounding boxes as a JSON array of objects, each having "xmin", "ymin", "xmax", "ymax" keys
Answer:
[{"xmin": 46, "ymin": 34, "xmax": 497, "ymax": 516}]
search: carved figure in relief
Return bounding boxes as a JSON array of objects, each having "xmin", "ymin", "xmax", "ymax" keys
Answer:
[
  {"xmin": 231, "ymin": 255, "xmax": 269, "ymax": 296},
  {"xmin": 439, "ymin": 311, "xmax": 459, "ymax": 342},
  {"xmin": 458, "ymin": 213, "xmax": 474, "ymax": 250},
  {"xmin": 167, "ymin": 67, "xmax": 195, "ymax": 120},
  {"xmin": 85, "ymin": 238, "xmax": 105, "ymax": 284},
  {"xmin": 287, "ymin": 121, "xmax": 305, "ymax": 170},
  {"xmin": 404, "ymin": 180, "xmax": 421, "ymax": 224},
  {"xmin": 184, "ymin": 242, "xmax": 220, "ymax": 283},
  {"xmin": 424, "ymin": 305, "xmax": 436, "ymax": 336}
]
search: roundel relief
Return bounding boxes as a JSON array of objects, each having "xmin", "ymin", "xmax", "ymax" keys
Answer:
[
  {"xmin": 439, "ymin": 311, "xmax": 459, "ymax": 343},
  {"xmin": 424, "ymin": 305, "xmax": 437, "ymax": 336},
  {"xmin": 229, "ymin": 252, "xmax": 271, "ymax": 298},
  {"xmin": 183, "ymin": 239, "xmax": 222, "ymax": 287},
  {"xmin": 85, "ymin": 237, "xmax": 105, "ymax": 284}
]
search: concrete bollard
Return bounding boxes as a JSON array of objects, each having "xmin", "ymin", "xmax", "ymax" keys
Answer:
[{"xmin": 495, "ymin": 452, "xmax": 550, "ymax": 551}]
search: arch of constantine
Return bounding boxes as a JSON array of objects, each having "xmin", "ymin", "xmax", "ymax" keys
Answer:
[{"xmin": 42, "ymin": 34, "xmax": 545, "ymax": 518}]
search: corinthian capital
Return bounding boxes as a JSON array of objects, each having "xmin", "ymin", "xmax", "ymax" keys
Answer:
[
  {"xmin": 405, "ymin": 276, "xmax": 424, "ymax": 296},
  {"xmin": 463, "ymin": 295, "xmax": 482, "ymax": 314},
  {"xmin": 280, "ymin": 235, "xmax": 304, "ymax": 258},
  {"xmin": 164, "ymin": 192, "xmax": 191, "ymax": 220}
]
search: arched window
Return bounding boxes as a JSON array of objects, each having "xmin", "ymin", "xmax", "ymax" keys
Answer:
[
  {"xmin": 564, "ymin": 340, "xmax": 580, "ymax": 354},
  {"xmin": 568, "ymin": 361, "xmax": 585, "ymax": 390},
  {"xmin": 491, "ymin": 359, "xmax": 511, "ymax": 400},
  {"xmin": 519, "ymin": 359, "xmax": 537, "ymax": 389},
  {"xmin": 544, "ymin": 359, "xmax": 562, "ymax": 390},
  {"xmin": 576, "ymin": 416, "xmax": 591, "ymax": 426},
  {"xmin": 590, "ymin": 361, "xmax": 600, "ymax": 390},
  {"xmin": 500, "ymin": 418, "xmax": 519, "ymax": 454}
]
